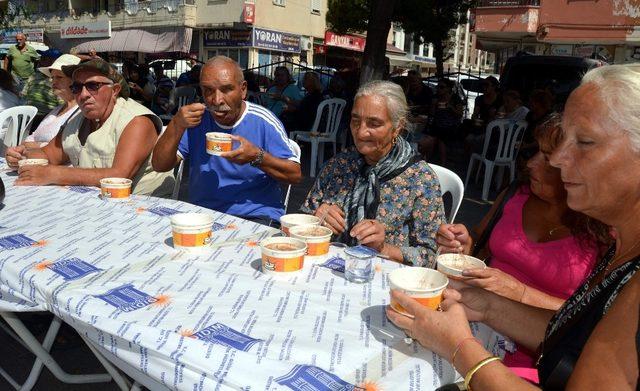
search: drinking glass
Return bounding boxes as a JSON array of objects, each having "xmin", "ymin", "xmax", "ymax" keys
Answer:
[{"xmin": 344, "ymin": 249, "xmax": 373, "ymax": 283}]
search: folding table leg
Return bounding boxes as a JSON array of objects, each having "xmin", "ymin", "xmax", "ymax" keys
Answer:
[
  {"xmin": 0, "ymin": 312, "xmax": 113, "ymax": 390},
  {"xmin": 79, "ymin": 334, "xmax": 132, "ymax": 391}
]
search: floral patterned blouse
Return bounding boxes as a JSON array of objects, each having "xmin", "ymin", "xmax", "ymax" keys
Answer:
[{"xmin": 301, "ymin": 151, "xmax": 445, "ymax": 267}]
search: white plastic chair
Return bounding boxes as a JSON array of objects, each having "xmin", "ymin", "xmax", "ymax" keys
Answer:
[
  {"xmin": 160, "ymin": 87, "xmax": 197, "ymax": 123},
  {"xmin": 0, "ymin": 105, "xmax": 38, "ymax": 150},
  {"xmin": 290, "ymin": 98, "xmax": 346, "ymax": 177},
  {"xmin": 172, "ymin": 86, "xmax": 196, "ymax": 110},
  {"xmin": 429, "ymin": 164, "xmax": 464, "ymax": 223},
  {"xmin": 465, "ymin": 119, "xmax": 527, "ymax": 201},
  {"xmin": 172, "ymin": 160, "xmax": 184, "ymax": 200},
  {"xmin": 282, "ymin": 139, "xmax": 301, "ymax": 212}
]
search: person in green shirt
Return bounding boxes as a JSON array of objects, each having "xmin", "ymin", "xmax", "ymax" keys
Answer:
[{"xmin": 4, "ymin": 33, "xmax": 40, "ymax": 88}]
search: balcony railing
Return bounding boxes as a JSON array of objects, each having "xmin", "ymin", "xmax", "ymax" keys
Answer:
[
  {"xmin": 476, "ymin": 0, "xmax": 540, "ymax": 7},
  {"xmin": 28, "ymin": 0, "xmax": 195, "ymax": 20}
]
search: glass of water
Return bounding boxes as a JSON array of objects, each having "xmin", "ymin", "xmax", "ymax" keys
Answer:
[{"xmin": 344, "ymin": 248, "xmax": 373, "ymax": 283}]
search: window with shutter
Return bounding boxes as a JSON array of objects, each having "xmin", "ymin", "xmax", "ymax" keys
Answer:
[{"xmin": 311, "ymin": 0, "xmax": 321, "ymax": 14}]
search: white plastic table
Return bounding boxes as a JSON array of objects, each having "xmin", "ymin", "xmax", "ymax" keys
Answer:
[{"xmin": 0, "ymin": 161, "xmax": 509, "ymax": 390}]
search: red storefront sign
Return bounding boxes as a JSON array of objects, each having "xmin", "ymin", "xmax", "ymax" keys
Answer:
[
  {"xmin": 324, "ymin": 31, "xmax": 365, "ymax": 52},
  {"xmin": 243, "ymin": 2, "xmax": 255, "ymax": 24}
]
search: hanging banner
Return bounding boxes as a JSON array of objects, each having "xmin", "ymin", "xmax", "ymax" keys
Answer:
[
  {"xmin": 60, "ymin": 20, "xmax": 111, "ymax": 39},
  {"xmin": 0, "ymin": 28, "xmax": 44, "ymax": 43},
  {"xmin": 203, "ymin": 29, "xmax": 252, "ymax": 47},
  {"xmin": 253, "ymin": 27, "xmax": 300, "ymax": 53},
  {"xmin": 324, "ymin": 31, "xmax": 365, "ymax": 52},
  {"xmin": 243, "ymin": 2, "xmax": 255, "ymax": 24}
]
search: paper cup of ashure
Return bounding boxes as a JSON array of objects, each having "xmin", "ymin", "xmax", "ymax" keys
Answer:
[
  {"xmin": 259, "ymin": 237, "xmax": 307, "ymax": 274},
  {"xmin": 289, "ymin": 224, "xmax": 333, "ymax": 257},
  {"xmin": 170, "ymin": 213, "xmax": 214, "ymax": 251},
  {"xmin": 18, "ymin": 158, "xmax": 49, "ymax": 168},
  {"xmin": 436, "ymin": 253, "xmax": 486, "ymax": 278},
  {"xmin": 388, "ymin": 268, "xmax": 449, "ymax": 317},
  {"xmin": 205, "ymin": 132, "xmax": 233, "ymax": 155},
  {"xmin": 279, "ymin": 214, "xmax": 320, "ymax": 236},
  {"xmin": 99, "ymin": 178, "xmax": 132, "ymax": 200}
]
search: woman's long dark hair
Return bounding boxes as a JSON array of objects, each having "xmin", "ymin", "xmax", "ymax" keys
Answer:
[{"xmin": 534, "ymin": 113, "xmax": 612, "ymax": 248}]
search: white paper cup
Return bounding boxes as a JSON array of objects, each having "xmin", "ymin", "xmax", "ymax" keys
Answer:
[
  {"xmin": 388, "ymin": 267, "xmax": 449, "ymax": 317},
  {"xmin": 289, "ymin": 224, "xmax": 332, "ymax": 257},
  {"xmin": 259, "ymin": 237, "xmax": 307, "ymax": 274},
  {"xmin": 170, "ymin": 213, "xmax": 214, "ymax": 252},
  {"xmin": 100, "ymin": 178, "xmax": 132, "ymax": 200},
  {"xmin": 279, "ymin": 214, "xmax": 320, "ymax": 236},
  {"xmin": 18, "ymin": 158, "xmax": 49, "ymax": 168},
  {"xmin": 436, "ymin": 253, "xmax": 486, "ymax": 277},
  {"xmin": 205, "ymin": 132, "xmax": 233, "ymax": 155}
]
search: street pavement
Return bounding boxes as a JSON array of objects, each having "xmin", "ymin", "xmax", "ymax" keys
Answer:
[{"xmin": 0, "ymin": 143, "xmax": 496, "ymax": 390}]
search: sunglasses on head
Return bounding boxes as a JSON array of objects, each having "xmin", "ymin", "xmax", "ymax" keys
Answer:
[{"xmin": 70, "ymin": 81, "xmax": 113, "ymax": 95}]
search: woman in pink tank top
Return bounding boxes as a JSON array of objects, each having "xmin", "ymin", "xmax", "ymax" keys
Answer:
[{"xmin": 437, "ymin": 115, "xmax": 609, "ymax": 383}]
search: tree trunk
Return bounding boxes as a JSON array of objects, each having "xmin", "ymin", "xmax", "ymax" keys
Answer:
[
  {"xmin": 359, "ymin": 0, "xmax": 396, "ymax": 86},
  {"xmin": 434, "ymin": 39, "xmax": 445, "ymax": 78}
]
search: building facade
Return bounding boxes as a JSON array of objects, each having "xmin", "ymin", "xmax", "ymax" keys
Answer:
[{"xmin": 472, "ymin": 0, "xmax": 640, "ymax": 71}]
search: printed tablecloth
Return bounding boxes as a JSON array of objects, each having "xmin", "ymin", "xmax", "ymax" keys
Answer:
[{"xmin": 0, "ymin": 163, "xmax": 509, "ymax": 390}]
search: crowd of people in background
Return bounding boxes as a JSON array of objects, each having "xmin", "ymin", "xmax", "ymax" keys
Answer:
[{"xmin": 2, "ymin": 36, "xmax": 640, "ymax": 389}]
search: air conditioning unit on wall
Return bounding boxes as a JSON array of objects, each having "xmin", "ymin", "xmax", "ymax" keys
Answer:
[{"xmin": 300, "ymin": 37, "xmax": 313, "ymax": 51}]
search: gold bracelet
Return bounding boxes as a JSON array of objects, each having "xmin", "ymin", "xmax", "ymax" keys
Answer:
[{"xmin": 464, "ymin": 356, "xmax": 501, "ymax": 391}]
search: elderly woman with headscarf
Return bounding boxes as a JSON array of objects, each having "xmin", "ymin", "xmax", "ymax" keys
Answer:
[
  {"xmin": 387, "ymin": 65, "xmax": 640, "ymax": 390},
  {"xmin": 301, "ymin": 80, "xmax": 445, "ymax": 267}
]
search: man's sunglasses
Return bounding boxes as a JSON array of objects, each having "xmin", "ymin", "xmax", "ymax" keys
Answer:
[{"xmin": 70, "ymin": 81, "xmax": 113, "ymax": 95}]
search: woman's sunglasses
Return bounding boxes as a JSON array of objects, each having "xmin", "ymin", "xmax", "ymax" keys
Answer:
[{"xmin": 70, "ymin": 81, "xmax": 113, "ymax": 95}]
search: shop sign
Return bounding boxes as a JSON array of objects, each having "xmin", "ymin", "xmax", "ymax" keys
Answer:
[
  {"xmin": 204, "ymin": 29, "xmax": 252, "ymax": 47},
  {"xmin": 243, "ymin": 2, "xmax": 255, "ymax": 24},
  {"xmin": 253, "ymin": 27, "xmax": 300, "ymax": 53},
  {"xmin": 414, "ymin": 55, "xmax": 436, "ymax": 63},
  {"xmin": 574, "ymin": 45, "xmax": 595, "ymax": 58},
  {"xmin": 550, "ymin": 44, "xmax": 573, "ymax": 56},
  {"xmin": 60, "ymin": 20, "xmax": 111, "ymax": 39},
  {"xmin": 0, "ymin": 28, "xmax": 44, "ymax": 43},
  {"xmin": 324, "ymin": 31, "xmax": 365, "ymax": 52}
]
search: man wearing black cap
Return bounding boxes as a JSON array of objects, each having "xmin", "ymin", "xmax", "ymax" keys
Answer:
[{"xmin": 12, "ymin": 59, "xmax": 174, "ymax": 196}]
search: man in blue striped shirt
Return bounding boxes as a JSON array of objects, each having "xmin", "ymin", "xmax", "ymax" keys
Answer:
[{"xmin": 152, "ymin": 56, "xmax": 302, "ymax": 225}]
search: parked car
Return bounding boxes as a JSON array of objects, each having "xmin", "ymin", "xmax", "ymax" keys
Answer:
[{"xmin": 499, "ymin": 54, "xmax": 605, "ymax": 108}]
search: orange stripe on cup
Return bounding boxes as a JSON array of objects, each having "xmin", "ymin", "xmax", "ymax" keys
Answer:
[
  {"xmin": 102, "ymin": 187, "xmax": 130, "ymax": 199},
  {"xmin": 306, "ymin": 241, "xmax": 330, "ymax": 256},
  {"xmin": 206, "ymin": 139, "xmax": 232, "ymax": 153},
  {"xmin": 173, "ymin": 231, "xmax": 211, "ymax": 247},
  {"xmin": 262, "ymin": 255, "xmax": 304, "ymax": 272},
  {"xmin": 390, "ymin": 294, "xmax": 443, "ymax": 315}
]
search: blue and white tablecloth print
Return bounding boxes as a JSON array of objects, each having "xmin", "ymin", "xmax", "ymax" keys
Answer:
[{"xmin": 0, "ymin": 160, "xmax": 510, "ymax": 391}]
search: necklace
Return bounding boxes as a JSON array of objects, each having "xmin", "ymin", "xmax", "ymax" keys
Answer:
[{"xmin": 604, "ymin": 241, "xmax": 640, "ymax": 276}]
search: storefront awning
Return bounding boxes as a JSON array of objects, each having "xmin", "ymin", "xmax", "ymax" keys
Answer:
[
  {"xmin": 386, "ymin": 44, "xmax": 405, "ymax": 55},
  {"xmin": 70, "ymin": 27, "xmax": 192, "ymax": 53}
]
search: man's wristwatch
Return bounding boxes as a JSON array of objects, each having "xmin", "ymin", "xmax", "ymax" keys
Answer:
[{"xmin": 250, "ymin": 148, "xmax": 265, "ymax": 167}]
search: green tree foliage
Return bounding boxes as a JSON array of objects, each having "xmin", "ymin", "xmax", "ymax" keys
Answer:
[
  {"xmin": 0, "ymin": 1, "xmax": 31, "ymax": 31},
  {"xmin": 400, "ymin": 0, "xmax": 472, "ymax": 77},
  {"xmin": 327, "ymin": 0, "xmax": 472, "ymax": 82}
]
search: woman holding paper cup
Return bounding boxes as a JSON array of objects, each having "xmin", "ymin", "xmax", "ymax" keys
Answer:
[
  {"xmin": 301, "ymin": 80, "xmax": 445, "ymax": 267},
  {"xmin": 437, "ymin": 115, "xmax": 609, "ymax": 311},
  {"xmin": 388, "ymin": 65, "xmax": 640, "ymax": 390},
  {"xmin": 436, "ymin": 112, "xmax": 610, "ymax": 383}
]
